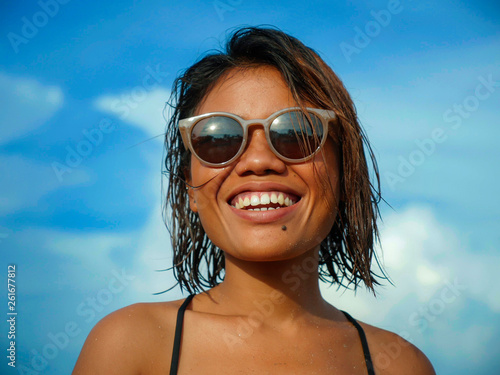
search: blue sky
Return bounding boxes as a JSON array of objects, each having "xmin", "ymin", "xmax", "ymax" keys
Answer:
[{"xmin": 0, "ymin": 0, "xmax": 499, "ymax": 373}]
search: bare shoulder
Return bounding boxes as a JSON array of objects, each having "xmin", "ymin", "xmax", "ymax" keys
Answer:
[
  {"xmin": 72, "ymin": 298, "xmax": 186, "ymax": 375},
  {"xmin": 359, "ymin": 321, "xmax": 436, "ymax": 375}
]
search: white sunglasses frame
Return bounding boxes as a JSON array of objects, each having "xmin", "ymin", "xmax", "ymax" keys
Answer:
[{"xmin": 178, "ymin": 107, "xmax": 337, "ymax": 167}]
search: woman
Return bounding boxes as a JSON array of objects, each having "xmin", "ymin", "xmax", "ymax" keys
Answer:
[{"xmin": 73, "ymin": 27, "xmax": 435, "ymax": 374}]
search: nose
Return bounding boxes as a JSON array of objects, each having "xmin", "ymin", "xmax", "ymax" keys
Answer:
[{"xmin": 234, "ymin": 126, "xmax": 287, "ymax": 176}]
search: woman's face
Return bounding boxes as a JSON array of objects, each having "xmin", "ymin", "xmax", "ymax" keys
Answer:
[{"xmin": 187, "ymin": 66, "xmax": 341, "ymax": 261}]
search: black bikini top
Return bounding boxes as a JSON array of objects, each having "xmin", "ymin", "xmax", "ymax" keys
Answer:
[{"xmin": 169, "ymin": 294, "xmax": 375, "ymax": 375}]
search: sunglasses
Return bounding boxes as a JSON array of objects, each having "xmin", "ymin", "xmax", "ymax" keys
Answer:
[{"xmin": 178, "ymin": 107, "xmax": 337, "ymax": 167}]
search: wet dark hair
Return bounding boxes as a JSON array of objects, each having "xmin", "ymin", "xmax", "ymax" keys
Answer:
[{"xmin": 162, "ymin": 26, "xmax": 383, "ymax": 294}]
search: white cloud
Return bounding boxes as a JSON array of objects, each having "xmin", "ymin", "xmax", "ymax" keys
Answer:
[
  {"xmin": 319, "ymin": 204, "xmax": 500, "ymax": 371},
  {"xmin": 321, "ymin": 204, "xmax": 500, "ymax": 323},
  {"xmin": 133, "ymin": 204, "xmax": 178, "ymax": 297},
  {"xmin": 0, "ymin": 72, "xmax": 64, "ymax": 145},
  {"xmin": 50, "ymin": 230, "xmax": 135, "ymax": 284},
  {"xmin": 416, "ymin": 264, "xmax": 441, "ymax": 286},
  {"xmin": 124, "ymin": 164, "xmax": 179, "ymax": 299},
  {"xmin": 0, "ymin": 155, "xmax": 90, "ymax": 215},
  {"xmin": 31, "ymin": 167, "xmax": 178, "ymax": 301},
  {"xmin": 41, "ymin": 231, "xmax": 131, "ymax": 288},
  {"xmin": 93, "ymin": 87, "xmax": 171, "ymax": 140}
]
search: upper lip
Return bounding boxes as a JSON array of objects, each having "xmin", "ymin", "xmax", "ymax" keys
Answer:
[{"xmin": 226, "ymin": 182, "xmax": 303, "ymax": 203}]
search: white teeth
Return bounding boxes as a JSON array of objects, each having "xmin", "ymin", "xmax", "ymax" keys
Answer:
[
  {"xmin": 250, "ymin": 196, "xmax": 260, "ymax": 206},
  {"xmin": 244, "ymin": 206, "xmax": 282, "ymax": 211},
  {"xmin": 278, "ymin": 193, "xmax": 284, "ymax": 205},
  {"xmin": 233, "ymin": 192, "xmax": 297, "ymax": 210},
  {"xmin": 260, "ymin": 194, "xmax": 270, "ymax": 205}
]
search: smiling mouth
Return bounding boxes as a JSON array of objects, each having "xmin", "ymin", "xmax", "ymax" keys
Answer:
[{"xmin": 229, "ymin": 191, "xmax": 300, "ymax": 211}]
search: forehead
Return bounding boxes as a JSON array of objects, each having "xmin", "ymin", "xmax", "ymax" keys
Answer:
[{"xmin": 195, "ymin": 66, "xmax": 300, "ymax": 119}]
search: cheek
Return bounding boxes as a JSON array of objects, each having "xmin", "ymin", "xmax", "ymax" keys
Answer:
[
  {"xmin": 189, "ymin": 156, "xmax": 204, "ymax": 185},
  {"xmin": 312, "ymin": 144, "xmax": 342, "ymax": 215},
  {"xmin": 188, "ymin": 156, "xmax": 232, "ymax": 213},
  {"xmin": 188, "ymin": 158, "xmax": 211, "ymax": 212},
  {"xmin": 326, "ymin": 161, "xmax": 341, "ymax": 199}
]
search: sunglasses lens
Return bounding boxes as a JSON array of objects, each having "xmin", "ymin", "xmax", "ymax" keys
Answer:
[
  {"xmin": 191, "ymin": 116, "xmax": 244, "ymax": 164},
  {"xmin": 270, "ymin": 111, "xmax": 324, "ymax": 160}
]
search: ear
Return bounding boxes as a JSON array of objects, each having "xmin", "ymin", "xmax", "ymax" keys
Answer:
[{"xmin": 186, "ymin": 183, "xmax": 198, "ymax": 213}]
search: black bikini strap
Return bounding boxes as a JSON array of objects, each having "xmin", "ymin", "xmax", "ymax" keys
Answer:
[
  {"xmin": 169, "ymin": 294, "xmax": 195, "ymax": 375},
  {"xmin": 341, "ymin": 311, "xmax": 375, "ymax": 375}
]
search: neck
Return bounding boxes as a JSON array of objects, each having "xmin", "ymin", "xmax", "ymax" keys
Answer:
[{"xmin": 207, "ymin": 248, "xmax": 336, "ymax": 327}]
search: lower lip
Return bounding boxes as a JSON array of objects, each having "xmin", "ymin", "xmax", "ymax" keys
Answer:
[{"xmin": 227, "ymin": 201, "xmax": 301, "ymax": 223}]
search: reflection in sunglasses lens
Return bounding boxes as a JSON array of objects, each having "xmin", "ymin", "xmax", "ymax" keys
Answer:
[
  {"xmin": 270, "ymin": 111, "xmax": 323, "ymax": 160},
  {"xmin": 191, "ymin": 116, "xmax": 243, "ymax": 164}
]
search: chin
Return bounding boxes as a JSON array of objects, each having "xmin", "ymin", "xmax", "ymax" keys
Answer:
[
  {"xmin": 223, "ymin": 238, "xmax": 312, "ymax": 263},
  {"xmin": 233, "ymin": 250, "xmax": 291, "ymax": 262}
]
